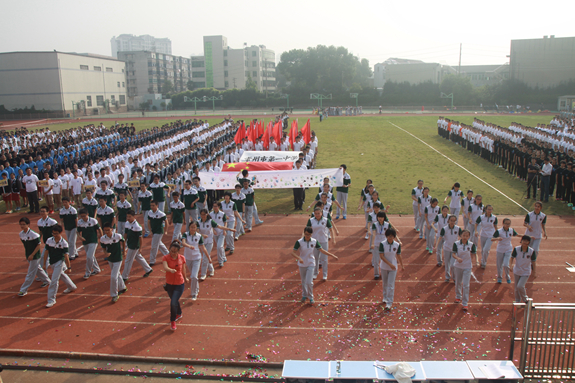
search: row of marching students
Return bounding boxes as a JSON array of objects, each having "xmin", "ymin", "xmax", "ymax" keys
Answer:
[{"xmin": 411, "ymin": 180, "xmax": 546, "ymax": 310}]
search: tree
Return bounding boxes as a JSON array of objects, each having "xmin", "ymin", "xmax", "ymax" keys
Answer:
[
  {"xmin": 186, "ymin": 80, "xmax": 195, "ymax": 91},
  {"xmin": 139, "ymin": 102, "xmax": 149, "ymax": 111},
  {"xmin": 160, "ymin": 101, "xmax": 166, "ymax": 111},
  {"xmin": 245, "ymin": 75, "xmax": 257, "ymax": 90},
  {"xmin": 162, "ymin": 80, "xmax": 173, "ymax": 95},
  {"xmin": 440, "ymin": 74, "xmax": 474, "ymax": 105}
]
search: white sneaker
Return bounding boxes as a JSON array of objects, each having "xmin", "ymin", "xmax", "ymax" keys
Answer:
[
  {"xmin": 199, "ymin": 275, "xmax": 206, "ymax": 281},
  {"xmin": 46, "ymin": 301, "xmax": 55, "ymax": 308},
  {"xmin": 364, "ymin": 234, "xmax": 369, "ymax": 240},
  {"xmin": 63, "ymin": 287, "xmax": 77, "ymax": 294},
  {"xmin": 209, "ymin": 270, "xmax": 214, "ymax": 277},
  {"xmin": 191, "ymin": 295, "xmax": 197, "ymax": 301}
]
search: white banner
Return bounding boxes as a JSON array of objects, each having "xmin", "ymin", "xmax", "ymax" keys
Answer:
[
  {"xmin": 239, "ymin": 151, "xmax": 300, "ymax": 163},
  {"xmin": 198, "ymin": 168, "xmax": 343, "ymax": 190}
]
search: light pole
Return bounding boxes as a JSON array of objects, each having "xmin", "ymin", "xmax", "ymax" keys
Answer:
[
  {"xmin": 280, "ymin": 94, "xmax": 289, "ymax": 110},
  {"xmin": 310, "ymin": 93, "xmax": 332, "ymax": 108},
  {"xmin": 350, "ymin": 93, "xmax": 358, "ymax": 108}
]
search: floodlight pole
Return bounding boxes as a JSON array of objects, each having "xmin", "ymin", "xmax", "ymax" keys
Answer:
[
  {"xmin": 440, "ymin": 92, "xmax": 454, "ymax": 109},
  {"xmin": 350, "ymin": 93, "xmax": 358, "ymax": 107},
  {"xmin": 204, "ymin": 95, "xmax": 223, "ymax": 113},
  {"xmin": 280, "ymin": 94, "xmax": 289, "ymax": 109},
  {"xmin": 310, "ymin": 93, "xmax": 332, "ymax": 108},
  {"xmin": 184, "ymin": 96, "xmax": 203, "ymax": 115}
]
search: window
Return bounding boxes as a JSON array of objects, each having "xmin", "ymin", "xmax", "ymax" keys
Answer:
[
  {"xmin": 253, "ymin": 71, "xmax": 257, "ymax": 77},
  {"xmin": 193, "ymin": 81, "xmax": 206, "ymax": 88},
  {"xmin": 224, "ymin": 50, "xmax": 228, "ymax": 57},
  {"xmin": 117, "ymin": 82, "xmax": 120, "ymax": 87},
  {"xmin": 252, "ymin": 51, "xmax": 256, "ymax": 57},
  {"xmin": 192, "ymin": 71, "xmax": 205, "ymax": 78},
  {"xmin": 224, "ymin": 71, "xmax": 228, "ymax": 77},
  {"xmin": 192, "ymin": 61, "xmax": 204, "ymax": 68},
  {"xmin": 80, "ymin": 65, "xmax": 89, "ymax": 70},
  {"xmin": 224, "ymin": 60, "xmax": 228, "ymax": 67},
  {"xmin": 106, "ymin": 67, "xmax": 113, "ymax": 72},
  {"xmin": 252, "ymin": 61, "xmax": 257, "ymax": 67},
  {"xmin": 111, "ymin": 95, "xmax": 116, "ymax": 103},
  {"xmin": 225, "ymin": 81, "xmax": 229, "ymax": 87},
  {"xmin": 96, "ymin": 95, "xmax": 104, "ymax": 106},
  {"xmin": 94, "ymin": 66, "xmax": 102, "ymax": 71},
  {"xmin": 86, "ymin": 96, "xmax": 92, "ymax": 107},
  {"xmin": 122, "ymin": 82, "xmax": 125, "ymax": 87}
]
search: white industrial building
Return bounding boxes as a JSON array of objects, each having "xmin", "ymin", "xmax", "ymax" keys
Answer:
[
  {"xmin": 0, "ymin": 51, "xmax": 128, "ymax": 116},
  {"xmin": 111, "ymin": 34, "xmax": 172, "ymax": 58}
]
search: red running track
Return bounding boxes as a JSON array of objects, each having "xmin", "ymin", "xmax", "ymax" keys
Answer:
[{"xmin": 0, "ymin": 213, "xmax": 573, "ymax": 363}]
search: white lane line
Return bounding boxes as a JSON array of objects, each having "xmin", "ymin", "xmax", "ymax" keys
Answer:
[
  {"xmin": 388, "ymin": 122, "xmax": 529, "ymax": 213},
  {"xmin": 0, "ymin": 315, "xmax": 511, "ymax": 333},
  {"xmin": 0, "ymin": 291, "xmax": 516, "ymax": 305}
]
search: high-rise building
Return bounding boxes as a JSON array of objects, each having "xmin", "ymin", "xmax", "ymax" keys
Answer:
[
  {"xmin": 510, "ymin": 36, "xmax": 575, "ymax": 88},
  {"xmin": 111, "ymin": 34, "xmax": 172, "ymax": 58},
  {"xmin": 0, "ymin": 51, "xmax": 127, "ymax": 115}
]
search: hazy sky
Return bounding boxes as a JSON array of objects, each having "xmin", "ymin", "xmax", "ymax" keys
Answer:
[{"xmin": 2, "ymin": 0, "xmax": 573, "ymax": 68}]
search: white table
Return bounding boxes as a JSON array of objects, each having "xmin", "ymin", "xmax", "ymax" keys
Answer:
[
  {"xmin": 421, "ymin": 361, "xmax": 475, "ymax": 381},
  {"xmin": 282, "ymin": 360, "xmax": 330, "ymax": 379},
  {"xmin": 329, "ymin": 361, "xmax": 379, "ymax": 379},
  {"xmin": 375, "ymin": 361, "xmax": 426, "ymax": 381},
  {"xmin": 466, "ymin": 360, "xmax": 523, "ymax": 380}
]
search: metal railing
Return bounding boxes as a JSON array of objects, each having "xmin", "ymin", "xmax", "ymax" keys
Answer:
[{"xmin": 510, "ymin": 299, "xmax": 575, "ymax": 380}]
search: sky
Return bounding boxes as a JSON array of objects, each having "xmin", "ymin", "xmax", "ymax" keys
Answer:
[{"xmin": 2, "ymin": 0, "xmax": 574, "ymax": 68}]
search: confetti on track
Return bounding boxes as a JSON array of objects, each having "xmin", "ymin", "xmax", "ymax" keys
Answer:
[{"xmin": 0, "ymin": 213, "xmax": 573, "ymax": 363}]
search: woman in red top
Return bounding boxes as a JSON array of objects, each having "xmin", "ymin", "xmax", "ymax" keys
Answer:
[{"xmin": 162, "ymin": 241, "xmax": 189, "ymax": 331}]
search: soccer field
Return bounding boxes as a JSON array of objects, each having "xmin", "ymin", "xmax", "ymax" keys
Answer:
[{"xmin": 3, "ymin": 114, "xmax": 569, "ymax": 216}]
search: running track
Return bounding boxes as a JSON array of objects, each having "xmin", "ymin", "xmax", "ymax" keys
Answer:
[{"xmin": 0, "ymin": 213, "xmax": 573, "ymax": 363}]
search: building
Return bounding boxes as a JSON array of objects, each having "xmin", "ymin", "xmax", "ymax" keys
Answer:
[
  {"xmin": 458, "ymin": 64, "xmax": 509, "ymax": 87},
  {"xmin": 0, "ymin": 51, "xmax": 127, "ymax": 115},
  {"xmin": 111, "ymin": 34, "xmax": 172, "ymax": 58},
  {"xmin": 118, "ymin": 51, "xmax": 191, "ymax": 107},
  {"xmin": 201, "ymin": 35, "xmax": 276, "ymax": 93},
  {"xmin": 558, "ymin": 95, "xmax": 575, "ymax": 112},
  {"xmin": 510, "ymin": 36, "xmax": 575, "ymax": 88},
  {"xmin": 374, "ymin": 58, "xmax": 435, "ymax": 88}
]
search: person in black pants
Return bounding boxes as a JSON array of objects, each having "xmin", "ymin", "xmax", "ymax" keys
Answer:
[
  {"xmin": 293, "ymin": 160, "xmax": 305, "ymax": 210},
  {"xmin": 526, "ymin": 158, "xmax": 540, "ymax": 200}
]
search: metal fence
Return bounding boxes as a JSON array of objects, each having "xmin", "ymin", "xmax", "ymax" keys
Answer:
[{"xmin": 510, "ymin": 299, "xmax": 575, "ymax": 380}]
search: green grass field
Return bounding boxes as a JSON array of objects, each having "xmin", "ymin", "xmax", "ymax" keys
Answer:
[{"xmin": 3, "ymin": 114, "xmax": 571, "ymax": 217}]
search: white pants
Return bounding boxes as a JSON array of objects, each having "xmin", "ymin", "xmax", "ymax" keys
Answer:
[
  {"xmin": 214, "ymin": 233, "xmax": 226, "ymax": 265},
  {"xmin": 235, "ymin": 213, "xmax": 245, "ymax": 237},
  {"xmin": 185, "ymin": 209, "xmax": 198, "ymax": 228},
  {"xmin": 186, "ymin": 258, "xmax": 201, "ymax": 297},
  {"xmin": 142, "ymin": 210, "xmax": 150, "ymax": 235},
  {"xmin": 172, "ymin": 223, "xmax": 183, "ymax": 241},
  {"xmin": 84, "ymin": 243, "xmax": 101, "ymax": 275},
  {"xmin": 299, "ymin": 265, "xmax": 315, "ymax": 300},
  {"xmin": 496, "ymin": 251, "xmax": 512, "ymax": 280},
  {"xmin": 412, "ymin": 204, "xmax": 419, "ymax": 227},
  {"xmin": 122, "ymin": 248, "xmax": 152, "ymax": 280},
  {"xmin": 157, "ymin": 201, "xmax": 165, "ymax": 213},
  {"xmin": 514, "ymin": 274, "xmax": 530, "ymax": 303},
  {"xmin": 47, "ymin": 260, "xmax": 76, "ymax": 305},
  {"xmin": 336, "ymin": 192, "xmax": 348, "ymax": 217},
  {"xmin": 20, "ymin": 258, "xmax": 50, "ymax": 293},
  {"xmin": 244, "ymin": 206, "xmax": 254, "ymax": 230},
  {"xmin": 529, "ymin": 238, "xmax": 542, "ymax": 253},
  {"xmin": 453, "ymin": 267, "xmax": 471, "ymax": 305},
  {"xmin": 65, "ymin": 229, "xmax": 78, "ymax": 258},
  {"xmin": 443, "ymin": 249, "xmax": 454, "ymax": 280},
  {"xmin": 200, "ymin": 242, "xmax": 215, "ymax": 277},
  {"xmin": 313, "ymin": 241, "xmax": 329, "ymax": 278},
  {"xmin": 371, "ymin": 248, "xmax": 381, "ymax": 277},
  {"xmin": 108, "ymin": 261, "xmax": 125, "ymax": 297},
  {"xmin": 436, "ymin": 238, "xmax": 444, "ymax": 264},
  {"xmin": 480, "ymin": 236, "xmax": 493, "ymax": 266},
  {"xmin": 425, "ymin": 225, "xmax": 436, "ymax": 251},
  {"xmin": 225, "ymin": 219, "xmax": 235, "ymax": 251},
  {"xmin": 450, "ymin": 207, "xmax": 461, "ymax": 220},
  {"xmin": 416, "ymin": 213, "xmax": 426, "ymax": 236},
  {"xmin": 381, "ymin": 269, "xmax": 397, "ymax": 306},
  {"xmin": 117, "ymin": 221, "xmax": 126, "ymax": 236},
  {"xmin": 253, "ymin": 202, "xmax": 263, "ymax": 224},
  {"xmin": 150, "ymin": 233, "xmax": 169, "ymax": 264}
]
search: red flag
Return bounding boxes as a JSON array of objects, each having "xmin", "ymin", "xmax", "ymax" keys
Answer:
[
  {"xmin": 301, "ymin": 119, "xmax": 311, "ymax": 144},
  {"xmin": 273, "ymin": 121, "xmax": 282, "ymax": 148},
  {"xmin": 234, "ymin": 126, "xmax": 243, "ymax": 145},
  {"xmin": 262, "ymin": 124, "xmax": 270, "ymax": 150},
  {"xmin": 258, "ymin": 120, "xmax": 264, "ymax": 138},
  {"xmin": 222, "ymin": 162, "xmax": 293, "ymax": 172},
  {"xmin": 289, "ymin": 120, "xmax": 298, "ymax": 150}
]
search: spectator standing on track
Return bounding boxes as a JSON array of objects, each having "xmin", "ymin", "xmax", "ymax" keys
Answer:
[
  {"xmin": 335, "ymin": 164, "xmax": 351, "ymax": 220},
  {"xmin": 291, "ymin": 226, "xmax": 338, "ymax": 305},
  {"xmin": 162, "ymin": 241, "xmax": 189, "ymax": 331},
  {"xmin": 17, "ymin": 217, "xmax": 50, "ymax": 297},
  {"xmin": 378, "ymin": 228, "xmax": 404, "ymax": 311},
  {"xmin": 23, "ymin": 167, "xmax": 40, "ymax": 214},
  {"xmin": 451, "ymin": 230, "xmax": 476, "ymax": 311},
  {"xmin": 510, "ymin": 235, "xmax": 537, "ymax": 303}
]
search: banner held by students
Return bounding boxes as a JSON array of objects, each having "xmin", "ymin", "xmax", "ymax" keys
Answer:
[
  {"xmin": 198, "ymin": 168, "xmax": 344, "ymax": 190},
  {"xmin": 240, "ymin": 150, "xmax": 300, "ymax": 163},
  {"xmin": 221, "ymin": 162, "xmax": 292, "ymax": 172}
]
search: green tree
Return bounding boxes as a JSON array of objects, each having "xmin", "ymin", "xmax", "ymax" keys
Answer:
[
  {"xmin": 186, "ymin": 80, "xmax": 195, "ymax": 91},
  {"xmin": 440, "ymin": 74, "xmax": 474, "ymax": 105},
  {"xmin": 162, "ymin": 80, "xmax": 173, "ymax": 95},
  {"xmin": 246, "ymin": 75, "xmax": 257, "ymax": 90},
  {"xmin": 160, "ymin": 101, "xmax": 166, "ymax": 111},
  {"xmin": 139, "ymin": 102, "xmax": 149, "ymax": 111}
]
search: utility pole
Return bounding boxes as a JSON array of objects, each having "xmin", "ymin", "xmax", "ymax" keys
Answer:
[
  {"xmin": 233, "ymin": 77, "xmax": 237, "ymax": 88},
  {"xmin": 458, "ymin": 43, "xmax": 462, "ymax": 75}
]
